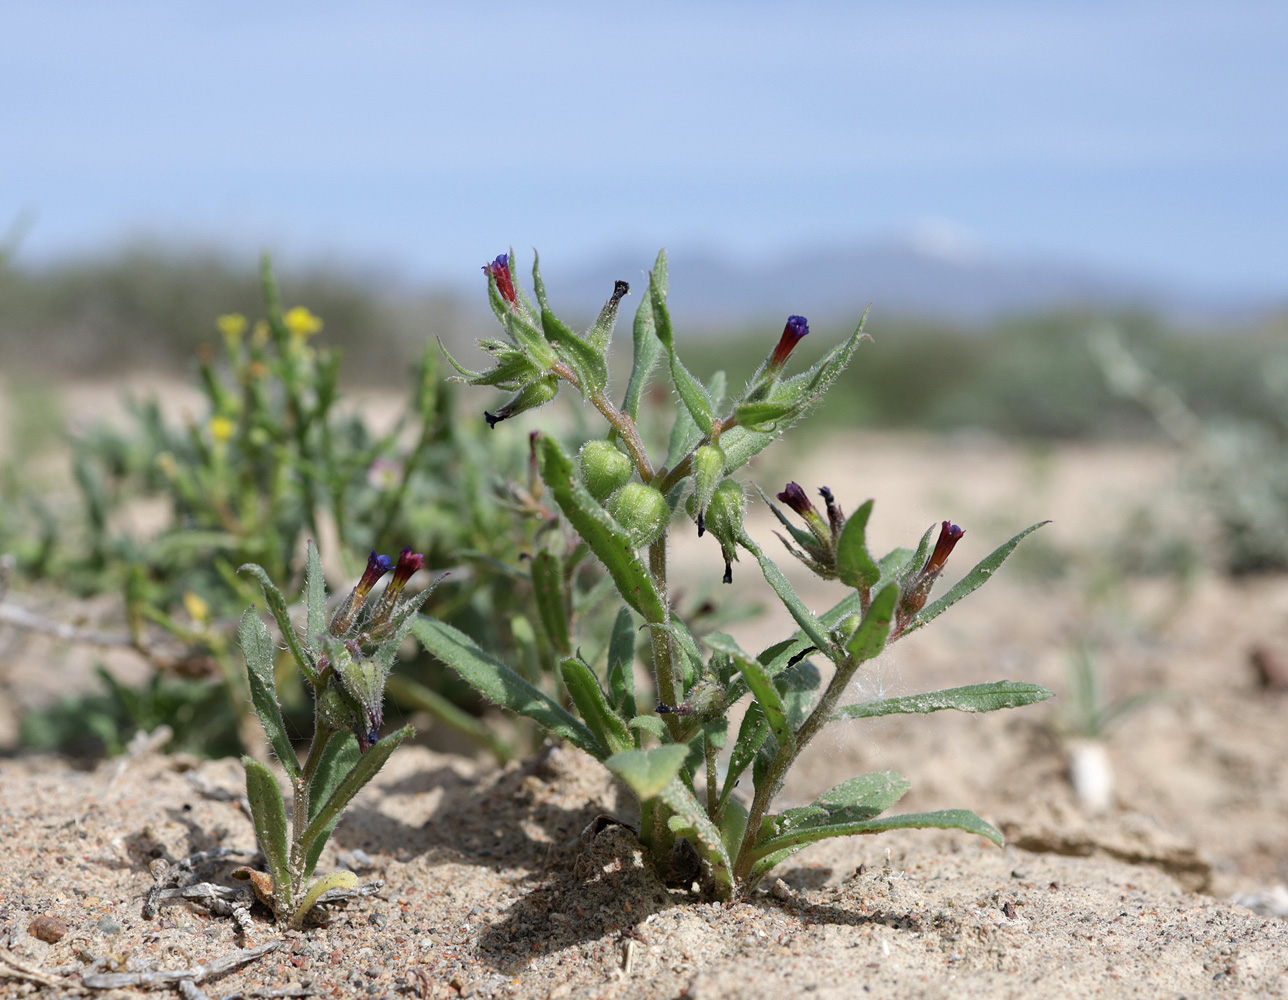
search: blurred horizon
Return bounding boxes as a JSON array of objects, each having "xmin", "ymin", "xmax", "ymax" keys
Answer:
[{"xmin": 3, "ymin": 1, "xmax": 1285, "ymax": 306}]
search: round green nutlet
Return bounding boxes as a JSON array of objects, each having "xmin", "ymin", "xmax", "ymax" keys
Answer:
[
  {"xmin": 579, "ymin": 440, "xmax": 633, "ymax": 502},
  {"xmin": 704, "ymin": 479, "xmax": 747, "ymax": 539},
  {"xmin": 607, "ymin": 482, "xmax": 670, "ymax": 547}
]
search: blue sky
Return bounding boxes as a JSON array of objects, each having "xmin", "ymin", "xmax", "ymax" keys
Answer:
[{"xmin": 2, "ymin": 1, "xmax": 1284, "ymax": 296}]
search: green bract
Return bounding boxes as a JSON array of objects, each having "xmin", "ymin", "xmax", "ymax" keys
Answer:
[{"xmin": 422, "ymin": 249, "xmax": 1051, "ymax": 900}]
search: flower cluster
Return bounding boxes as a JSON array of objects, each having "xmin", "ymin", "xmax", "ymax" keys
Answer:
[{"xmin": 319, "ymin": 547, "xmax": 427, "ymax": 750}]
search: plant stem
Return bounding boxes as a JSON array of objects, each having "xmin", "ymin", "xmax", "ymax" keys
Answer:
[{"xmin": 731, "ymin": 650, "xmax": 862, "ymax": 888}]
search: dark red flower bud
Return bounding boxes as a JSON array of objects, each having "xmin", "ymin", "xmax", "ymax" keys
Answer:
[
  {"xmin": 484, "ymin": 253, "xmax": 517, "ymax": 306},
  {"xmin": 768, "ymin": 315, "xmax": 810, "ymax": 371},
  {"xmin": 924, "ymin": 521, "xmax": 964, "ymax": 576},
  {"xmin": 776, "ymin": 481, "xmax": 815, "ymax": 518}
]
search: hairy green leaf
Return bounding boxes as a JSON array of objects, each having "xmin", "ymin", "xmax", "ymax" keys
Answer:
[
  {"xmin": 242, "ymin": 758, "xmax": 291, "ymax": 909},
  {"xmin": 751, "ymin": 808, "xmax": 1002, "ymax": 876},
  {"xmin": 300, "ymin": 724, "xmax": 413, "ymax": 863},
  {"xmin": 605, "ymin": 745, "xmax": 689, "ymax": 799},
  {"xmin": 239, "ymin": 608, "xmax": 300, "ymax": 779},
  {"xmin": 835, "ymin": 681, "xmax": 1055, "ymax": 721},
  {"xmin": 621, "ymin": 250, "xmax": 667, "ymax": 421},
  {"xmin": 238, "ymin": 562, "xmax": 317, "ymax": 685},
  {"xmin": 561, "ymin": 657, "xmax": 632, "ymax": 758},
  {"xmin": 737, "ymin": 532, "xmax": 834, "ymax": 658},
  {"xmin": 412, "ymin": 617, "xmax": 601, "ymax": 755},
  {"xmin": 542, "ymin": 307, "xmax": 608, "ymax": 396},
  {"xmin": 845, "ymin": 583, "xmax": 897, "ymax": 662},
  {"xmin": 531, "ymin": 551, "xmax": 571, "ymax": 655},
  {"xmin": 304, "ymin": 540, "xmax": 327, "ymax": 646},
  {"xmin": 836, "ymin": 499, "xmax": 880, "ymax": 589}
]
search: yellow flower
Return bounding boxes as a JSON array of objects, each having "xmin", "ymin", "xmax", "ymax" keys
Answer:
[
  {"xmin": 183, "ymin": 591, "xmax": 210, "ymax": 625},
  {"xmin": 284, "ymin": 306, "xmax": 324, "ymax": 341},
  {"xmin": 209, "ymin": 416, "xmax": 236, "ymax": 443},
  {"xmin": 216, "ymin": 313, "xmax": 247, "ymax": 339}
]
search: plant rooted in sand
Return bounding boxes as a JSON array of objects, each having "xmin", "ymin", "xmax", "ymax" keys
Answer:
[
  {"xmin": 237, "ymin": 542, "xmax": 430, "ymax": 926},
  {"xmin": 416, "ymin": 250, "xmax": 1053, "ymax": 900}
]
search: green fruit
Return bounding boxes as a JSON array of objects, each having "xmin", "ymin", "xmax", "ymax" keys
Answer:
[
  {"xmin": 607, "ymin": 482, "xmax": 669, "ymax": 547},
  {"xmin": 690, "ymin": 445, "xmax": 726, "ymax": 531},
  {"xmin": 579, "ymin": 440, "xmax": 633, "ymax": 502}
]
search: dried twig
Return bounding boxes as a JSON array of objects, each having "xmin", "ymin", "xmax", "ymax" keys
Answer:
[
  {"xmin": 0, "ymin": 948, "xmax": 74, "ymax": 990},
  {"xmin": 81, "ymin": 938, "xmax": 281, "ymax": 990}
]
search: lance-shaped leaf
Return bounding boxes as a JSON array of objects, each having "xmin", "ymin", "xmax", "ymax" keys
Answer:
[
  {"xmin": 542, "ymin": 307, "xmax": 608, "ymax": 396},
  {"xmin": 238, "ymin": 562, "xmax": 318, "ymax": 686},
  {"xmin": 606, "ymin": 607, "xmax": 637, "ymax": 717},
  {"xmin": 769, "ymin": 771, "xmax": 910, "ymax": 839},
  {"xmin": 750, "ymin": 808, "xmax": 1003, "ymax": 877},
  {"xmin": 621, "ymin": 250, "xmax": 667, "ymax": 420},
  {"xmin": 836, "ymin": 499, "xmax": 880, "ymax": 590},
  {"xmin": 531, "ymin": 551, "xmax": 571, "ymax": 656},
  {"xmin": 411, "ymin": 617, "xmax": 601, "ymax": 755},
  {"xmin": 902, "ymin": 521, "xmax": 1050, "ymax": 635},
  {"xmin": 242, "ymin": 758, "xmax": 291, "ymax": 910},
  {"xmin": 650, "ymin": 278, "xmax": 715, "ymax": 435},
  {"xmin": 659, "ymin": 777, "xmax": 734, "ymax": 900},
  {"xmin": 728, "ymin": 648, "xmax": 793, "ymax": 752},
  {"xmin": 239, "ymin": 608, "xmax": 300, "ymax": 779},
  {"xmin": 304, "ymin": 540, "xmax": 327, "ymax": 646},
  {"xmin": 846, "ymin": 583, "xmax": 897, "ymax": 662},
  {"xmin": 664, "ymin": 370, "xmax": 725, "ymax": 471},
  {"xmin": 717, "ymin": 703, "xmax": 769, "ymax": 816},
  {"xmin": 605, "ymin": 745, "xmax": 689, "ymax": 799},
  {"xmin": 561, "ymin": 657, "xmax": 632, "ymax": 758},
  {"xmin": 536, "ymin": 435, "xmax": 666, "ymax": 622},
  {"xmin": 303, "ymin": 732, "xmax": 359, "ymax": 878},
  {"xmin": 307, "ymin": 731, "xmax": 358, "ymax": 823},
  {"xmin": 835, "ymin": 681, "xmax": 1055, "ymax": 722},
  {"xmin": 299, "ymin": 724, "xmax": 413, "ymax": 864},
  {"xmin": 737, "ymin": 532, "xmax": 835, "ymax": 659}
]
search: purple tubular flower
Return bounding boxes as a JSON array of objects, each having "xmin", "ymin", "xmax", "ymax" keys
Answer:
[
  {"xmin": 924, "ymin": 521, "xmax": 965, "ymax": 576},
  {"xmin": 769, "ymin": 315, "xmax": 810, "ymax": 371},
  {"xmin": 328, "ymin": 551, "xmax": 393, "ymax": 636},
  {"xmin": 355, "ymin": 551, "xmax": 393, "ymax": 600},
  {"xmin": 776, "ymin": 481, "xmax": 816, "ymax": 518},
  {"xmin": 367, "ymin": 546, "xmax": 426, "ymax": 627},
  {"xmin": 484, "ymin": 253, "xmax": 517, "ymax": 306}
]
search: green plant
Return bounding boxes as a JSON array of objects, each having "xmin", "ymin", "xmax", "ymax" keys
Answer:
[
  {"xmin": 418, "ymin": 250, "xmax": 1053, "ymax": 900},
  {"xmin": 234, "ymin": 541, "xmax": 430, "ymax": 927},
  {"xmin": 1093, "ymin": 326, "xmax": 1288, "ymax": 574}
]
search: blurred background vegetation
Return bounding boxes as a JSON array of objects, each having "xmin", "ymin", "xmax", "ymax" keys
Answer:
[{"xmin": 2, "ymin": 245, "xmax": 1283, "ymax": 440}]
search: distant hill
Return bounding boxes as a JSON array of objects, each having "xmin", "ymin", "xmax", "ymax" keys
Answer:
[{"xmin": 524, "ymin": 237, "xmax": 1278, "ymax": 331}]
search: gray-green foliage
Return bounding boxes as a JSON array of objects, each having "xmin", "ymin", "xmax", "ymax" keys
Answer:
[
  {"xmin": 419, "ymin": 250, "xmax": 1052, "ymax": 900},
  {"xmin": 1094, "ymin": 327, "xmax": 1288, "ymax": 574},
  {"xmin": 236, "ymin": 541, "xmax": 429, "ymax": 927}
]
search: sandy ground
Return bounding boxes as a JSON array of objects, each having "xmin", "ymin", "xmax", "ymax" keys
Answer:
[{"xmin": 3, "ymin": 431, "xmax": 1288, "ymax": 998}]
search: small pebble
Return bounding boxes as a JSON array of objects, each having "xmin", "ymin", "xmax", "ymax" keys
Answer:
[
  {"xmin": 96, "ymin": 916, "xmax": 122, "ymax": 935},
  {"xmin": 28, "ymin": 914, "xmax": 67, "ymax": 943}
]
